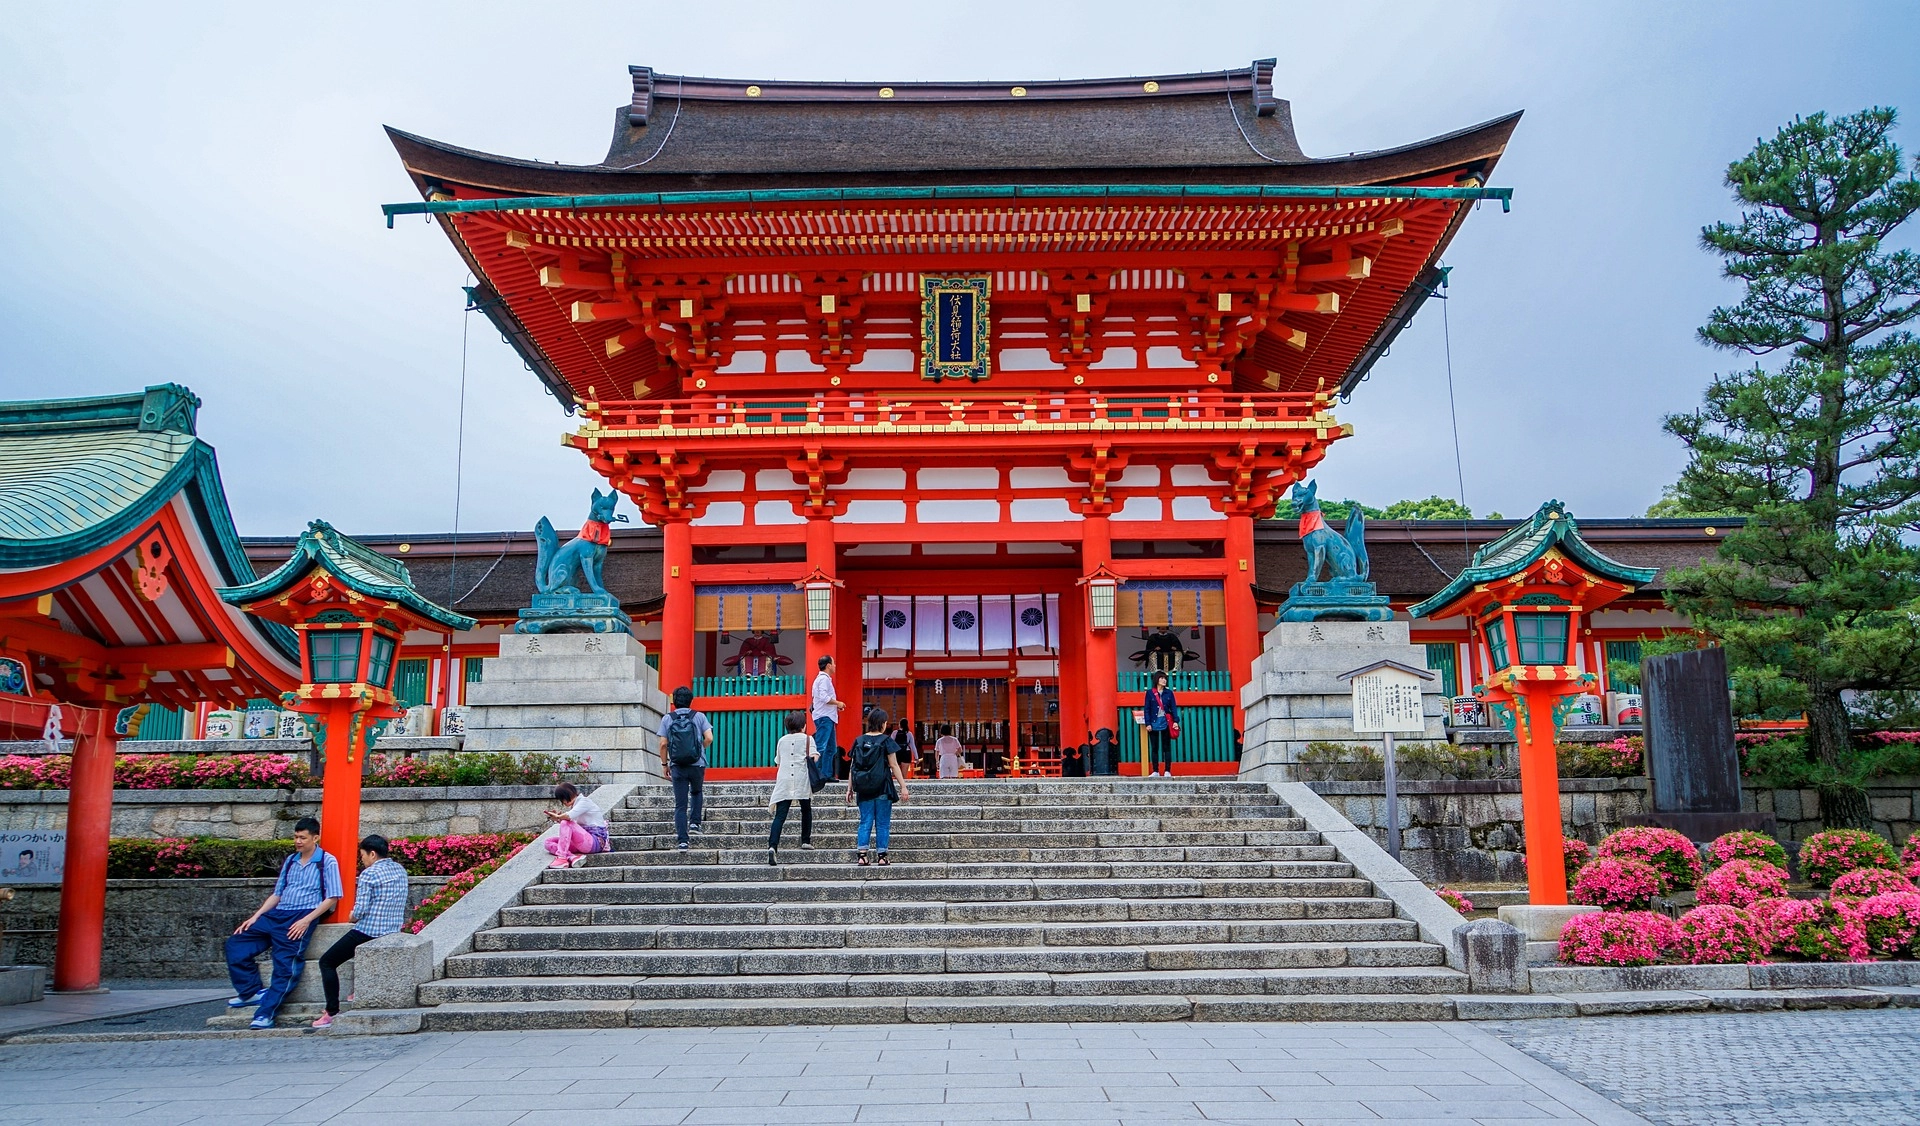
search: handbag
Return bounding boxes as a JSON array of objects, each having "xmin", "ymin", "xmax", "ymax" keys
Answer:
[{"xmin": 806, "ymin": 743, "xmax": 830, "ymax": 793}]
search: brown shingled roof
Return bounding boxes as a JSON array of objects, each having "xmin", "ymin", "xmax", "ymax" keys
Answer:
[{"xmin": 387, "ymin": 61, "xmax": 1519, "ymax": 195}]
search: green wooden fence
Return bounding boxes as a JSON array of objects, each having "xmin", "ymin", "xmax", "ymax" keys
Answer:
[
  {"xmin": 694, "ymin": 675, "xmax": 805, "ymax": 698},
  {"xmin": 708, "ymin": 708, "xmax": 787, "ymax": 768},
  {"xmin": 1115, "ymin": 669, "xmax": 1230, "ymax": 693},
  {"xmin": 393, "ymin": 659, "xmax": 430, "ymax": 709},
  {"xmin": 1114, "ymin": 703, "xmax": 1237, "ymax": 763},
  {"xmin": 1424, "ymin": 643, "xmax": 1459, "ymax": 698}
]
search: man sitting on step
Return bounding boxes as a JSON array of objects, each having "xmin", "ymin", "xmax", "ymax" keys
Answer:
[{"xmin": 224, "ymin": 816, "xmax": 340, "ymax": 1030}]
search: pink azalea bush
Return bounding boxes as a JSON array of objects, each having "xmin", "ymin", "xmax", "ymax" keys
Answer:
[
  {"xmin": 1709, "ymin": 830, "xmax": 1789, "ymax": 872},
  {"xmin": 1525, "ymin": 837, "xmax": 1593, "ymax": 887},
  {"xmin": 387, "ymin": 832, "xmax": 533, "ymax": 876},
  {"xmin": 407, "ymin": 841, "xmax": 530, "ymax": 933},
  {"xmin": 1799, "ymin": 829, "xmax": 1900, "ymax": 887},
  {"xmin": 0, "ymin": 753, "xmax": 314, "ymax": 791},
  {"xmin": 1829, "ymin": 867, "xmax": 1916, "ymax": 899},
  {"xmin": 1752, "ymin": 897, "xmax": 1870, "ymax": 962},
  {"xmin": 1572, "ymin": 856, "xmax": 1664, "ymax": 911},
  {"xmin": 1695, "ymin": 858, "xmax": 1790, "ymax": 909},
  {"xmin": 1558, "ymin": 910, "xmax": 1679, "ymax": 966},
  {"xmin": 1853, "ymin": 892, "xmax": 1920, "ymax": 959},
  {"xmin": 1674, "ymin": 904, "xmax": 1768, "ymax": 964},
  {"xmin": 1902, "ymin": 835, "xmax": 1920, "ymax": 881},
  {"xmin": 1596, "ymin": 826, "xmax": 1702, "ymax": 893},
  {"xmin": 1436, "ymin": 886, "xmax": 1473, "ymax": 914},
  {"xmin": 365, "ymin": 751, "xmax": 592, "ymax": 788}
]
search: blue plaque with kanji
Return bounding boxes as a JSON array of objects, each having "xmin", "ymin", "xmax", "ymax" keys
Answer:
[{"xmin": 920, "ymin": 275, "xmax": 991, "ymax": 381}]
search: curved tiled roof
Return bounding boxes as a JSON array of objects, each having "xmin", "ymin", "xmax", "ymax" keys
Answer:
[
  {"xmin": 1405, "ymin": 501, "xmax": 1662, "ymax": 620},
  {"xmin": 388, "ymin": 61, "xmax": 1519, "ymax": 195},
  {"xmin": 220, "ymin": 520, "xmax": 478, "ymax": 631}
]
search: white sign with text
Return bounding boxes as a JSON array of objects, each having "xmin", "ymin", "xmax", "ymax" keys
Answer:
[{"xmin": 1349, "ymin": 668, "xmax": 1428, "ymax": 734}]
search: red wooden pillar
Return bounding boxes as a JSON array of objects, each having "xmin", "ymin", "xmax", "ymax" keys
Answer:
[
  {"xmin": 1082, "ymin": 514, "xmax": 1116, "ymax": 748},
  {"xmin": 1516, "ymin": 687, "xmax": 1569, "ymax": 906},
  {"xmin": 1224, "ymin": 512, "xmax": 1258, "ymax": 731},
  {"xmin": 1056, "ymin": 585, "xmax": 1086, "ymax": 751},
  {"xmin": 316, "ymin": 703, "xmax": 366, "ymax": 923},
  {"xmin": 805, "ymin": 517, "xmax": 837, "ymax": 684},
  {"xmin": 659, "ymin": 516, "xmax": 695, "ymax": 694},
  {"xmin": 834, "ymin": 580, "xmax": 864, "ymax": 737},
  {"xmin": 52, "ymin": 707, "xmax": 112, "ymax": 993}
]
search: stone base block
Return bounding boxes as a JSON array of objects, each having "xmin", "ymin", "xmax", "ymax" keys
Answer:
[
  {"xmin": 1497, "ymin": 904, "xmax": 1599, "ymax": 942},
  {"xmin": 0, "ymin": 964, "xmax": 46, "ymax": 1006}
]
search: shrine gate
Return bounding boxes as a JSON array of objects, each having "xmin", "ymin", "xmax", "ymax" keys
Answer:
[{"xmin": 386, "ymin": 61, "xmax": 1516, "ymax": 774}]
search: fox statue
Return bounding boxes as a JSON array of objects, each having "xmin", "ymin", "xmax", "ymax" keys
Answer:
[
  {"xmin": 533, "ymin": 488, "xmax": 627, "ymax": 597},
  {"xmin": 1290, "ymin": 479, "xmax": 1370, "ymax": 583}
]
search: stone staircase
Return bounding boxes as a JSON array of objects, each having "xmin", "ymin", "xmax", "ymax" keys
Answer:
[{"xmin": 412, "ymin": 779, "xmax": 1468, "ymax": 1027}]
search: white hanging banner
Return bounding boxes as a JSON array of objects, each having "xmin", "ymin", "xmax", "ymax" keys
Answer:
[
  {"xmin": 1013, "ymin": 594, "xmax": 1048, "ymax": 650},
  {"xmin": 914, "ymin": 596, "xmax": 948, "ymax": 652},
  {"xmin": 979, "ymin": 596, "xmax": 1014, "ymax": 652},
  {"xmin": 946, "ymin": 595, "xmax": 981, "ymax": 655},
  {"xmin": 879, "ymin": 596, "xmax": 913, "ymax": 651},
  {"xmin": 864, "ymin": 596, "xmax": 882, "ymax": 652},
  {"xmin": 1045, "ymin": 593, "xmax": 1061, "ymax": 650}
]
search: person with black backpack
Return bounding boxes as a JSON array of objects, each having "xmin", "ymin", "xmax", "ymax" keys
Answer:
[
  {"xmin": 656, "ymin": 686, "xmax": 714, "ymax": 851},
  {"xmin": 845, "ymin": 706, "xmax": 909, "ymax": 867}
]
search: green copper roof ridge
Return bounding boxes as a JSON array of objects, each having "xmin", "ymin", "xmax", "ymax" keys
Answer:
[
  {"xmin": 219, "ymin": 520, "xmax": 478, "ymax": 632},
  {"xmin": 0, "ymin": 383, "xmax": 200, "ymax": 437},
  {"xmin": 1406, "ymin": 500, "xmax": 1661, "ymax": 620},
  {"xmin": 384, "ymin": 183, "xmax": 1513, "ymax": 225}
]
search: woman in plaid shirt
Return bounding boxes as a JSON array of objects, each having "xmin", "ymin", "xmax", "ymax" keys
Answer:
[{"xmin": 312, "ymin": 834, "xmax": 410, "ymax": 1029}]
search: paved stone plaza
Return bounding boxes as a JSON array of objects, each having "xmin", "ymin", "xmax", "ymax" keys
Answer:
[{"xmin": 2, "ymin": 1012, "xmax": 1916, "ymax": 1124}]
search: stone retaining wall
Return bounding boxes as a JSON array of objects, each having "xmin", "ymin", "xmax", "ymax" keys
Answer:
[
  {"xmin": 1308, "ymin": 777, "xmax": 1920, "ymax": 884},
  {"xmin": 0, "ymin": 877, "xmax": 447, "ymax": 980},
  {"xmin": 0, "ymin": 786, "xmax": 560, "ymax": 840}
]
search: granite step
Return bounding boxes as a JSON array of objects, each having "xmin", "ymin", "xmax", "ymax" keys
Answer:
[
  {"xmin": 546, "ymin": 860, "xmax": 1360, "ymax": 883},
  {"xmin": 519, "ymin": 877, "xmax": 1380, "ymax": 905},
  {"xmin": 498, "ymin": 895, "xmax": 1395, "ymax": 927},
  {"xmin": 443, "ymin": 939, "xmax": 1445, "ymax": 978},
  {"xmin": 469, "ymin": 917, "xmax": 1420, "ymax": 952},
  {"xmin": 421, "ymin": 965, "xmax": 1465, "ymax": 1005},
  {"xmin": 589, "ymin": 845, "xmax": 1342, "ymax": 865}
]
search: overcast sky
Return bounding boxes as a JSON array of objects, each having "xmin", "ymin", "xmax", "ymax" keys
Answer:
[{"xmin": 3, "ymin": 1, "xmax": 1916, "ymax": 538}]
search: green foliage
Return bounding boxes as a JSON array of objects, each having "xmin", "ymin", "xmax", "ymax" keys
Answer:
[
  {"xmin": 1296, "ymin": 741, "xmax": 1383, "ymax": 781},
  {"xmin": 1739, "ymin": 732, "xmax": 1920, "ymax": 788},
  {"xmin": 1271, "ymin": 496, "xmax": 1473, "ymax": 521},
  {"xmin": 1645, "ymin": 484, "xmax": 1741, "ymax": 519},
  {"xmin": 102, "ymin": 833, "xmax": 530, "ymax": 880},
  {"xmin": 1658, "ymin": 108, "xmax": 1920, "ymax": 827},
  {"xmin": 364, "ymin": 751, "xmax": 592, "ymax": 788}
]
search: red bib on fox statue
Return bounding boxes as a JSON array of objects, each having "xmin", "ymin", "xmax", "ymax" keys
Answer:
[
  {"xmin": 1297, "ymin": 510, "xmax": 1328, "ymax": 538},
  {"xmin": 578, "ymin": 519, "xmax": 612, "ymax": 546}
]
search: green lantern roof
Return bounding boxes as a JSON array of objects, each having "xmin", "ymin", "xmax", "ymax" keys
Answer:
[
  {"xmin": 1406, "ymin": 500, "xmax": 1661, "ymax": 620},
  {"xmin": 219, "ymin": 519, "xmax": 478, "ymax": 631}
]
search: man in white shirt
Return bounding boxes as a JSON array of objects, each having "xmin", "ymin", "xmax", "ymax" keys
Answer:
[
  {"xmin": 935, "ymin": 725, "xmax": 963, "ymax": 779},
  {"xmin": 812, "ymin": 655, "xmax": 845, "ymax": 780}
]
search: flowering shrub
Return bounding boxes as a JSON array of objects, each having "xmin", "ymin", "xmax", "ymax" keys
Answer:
[
  {"xmin": 1867, "ymin": 731, "xmax": 1920, "ymax": 747},
  {"xmin": 1695, "ymin": 859, "xmax": 1790, "ymax": 909},
  {"xmin": 1828, "ymin": 867, "xmax": 1916, "ymax": 899},
  {"xmin": 365, "ymin": 751, "xmax": 592, "ymax": 788},
  {"xmin": 1709, "ymin": 830, "xmax": 1789, "ymax": 872},
  {"xmin": 407, "ymin": 842, "xmax": 530, "ymax": 933},
  {"xmin": 1563, "ymin": 836, "xmax": 1593, "ymax": 872},
  {"xmin": 1757, "ymin": 897, "xmax": 1869, "ymax": 962},
  {"xmin": 1674, "ymin": 905, "xmax": 1768, "ymax": 964},
  {"xmin": 1853, "ymin": 892, "xmax": 1920, "ymax": 959},
  {"xmin": 1799, "ymin": 829, "xmax": 1900, "ymax": 887},
  {"xmin": 388, "ymin": 832, "xmax": 532, "ymax": 876},
  {"xmin": 106, "ymin": 837, "xmax": 294, "ymax": 878},
  {"xmin": 1596, "ymin": 826, "xmax": 1702, "ymax": 893},
  {"xmin": 1557, "ymin": 910, "xmax": 1679, "ymax": 966},
  {"xmin": 1435, "ymin": 886, "xmax": 1473, "ymax": 914},
  {"xmin": 1571, "ymin": 857, "xmax": 1664, "ymax": 911},
  {"xmin": 0, "ymin": 753, "xmax": 313, "ymax": 791},
  {"xmin": 1556, "ymin": 736, "xmax": 1645, "ymax": 778},
  {"xmin": 1903, "ymin": 835, "xmax": 1920, "ymax": 881}
]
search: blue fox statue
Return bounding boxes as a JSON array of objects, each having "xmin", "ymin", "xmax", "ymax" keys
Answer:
[
  {"xmin": 1290, "ymin": 479, "xmax": 1369, "ymax": 583},
  {"xmin": 514, "ymin": 488, "xmax": 634, "ymax": 634}
]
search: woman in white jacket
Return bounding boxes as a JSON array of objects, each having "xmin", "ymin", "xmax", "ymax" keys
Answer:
[{"xmin": 768, "ymin": 709, "xmax": 819, "ymax": 865}]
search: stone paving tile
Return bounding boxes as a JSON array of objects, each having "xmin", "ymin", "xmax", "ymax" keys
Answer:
[
  {"xmin": 0, "ymin": 1022, "xmax": 1631, "ymax": 1126},
  {"xmin": 1490, "ymin": 1009, "xmax": 1920, "ymax": 1126}
]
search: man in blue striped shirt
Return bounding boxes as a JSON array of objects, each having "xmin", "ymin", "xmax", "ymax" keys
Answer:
[
  {"xmin": 311, "ymin": 834, "xmax": 411, "ymax": 1029},
  {"xmin": 224, "ymin": 817, "xmax": 340, "ymax": 1029}
]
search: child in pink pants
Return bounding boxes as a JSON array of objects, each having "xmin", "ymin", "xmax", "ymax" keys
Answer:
[{"xmin": 543, "ymin": 783, "xmax": 609, "ymax": 868}]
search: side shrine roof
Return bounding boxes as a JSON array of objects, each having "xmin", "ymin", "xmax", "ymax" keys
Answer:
[
  {"xmin": 387, "ymin": 60, "xmax": 1520, "ymax": 194},
  {"xmin": 220, "ymin": 521, "xmax": 478, "ymax": 632},
  {"xmin": 1405, "ymin": 501, "xmax": 1663, "ymax": 620}
]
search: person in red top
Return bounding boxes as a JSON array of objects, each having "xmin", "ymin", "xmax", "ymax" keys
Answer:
[{"xmin": 1142, "ymin": 671, "xmax": 1180, "ymax": 778}]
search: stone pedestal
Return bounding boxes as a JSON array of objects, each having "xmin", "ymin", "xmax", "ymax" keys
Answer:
[
  {"xmin": 1238, "ymin": 621, "xmax": 1449, "ymax": 782},
  {"xmin": 462, "ymin": 634, "xmax": 669, "ymax": 778}
]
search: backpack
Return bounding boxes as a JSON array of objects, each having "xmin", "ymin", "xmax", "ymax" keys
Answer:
[
  {"xmin": 666, "ymin": 709, "xmax": 704, "ymax": 767},
  {"xmin": 849, "ymin": 734, "xmax": 892, "ymax": 799}
]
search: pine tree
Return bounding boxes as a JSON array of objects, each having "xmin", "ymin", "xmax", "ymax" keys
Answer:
[{"xmin": 1662, "ymin": 107, "xmax": 1920, "ymax": 828}]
